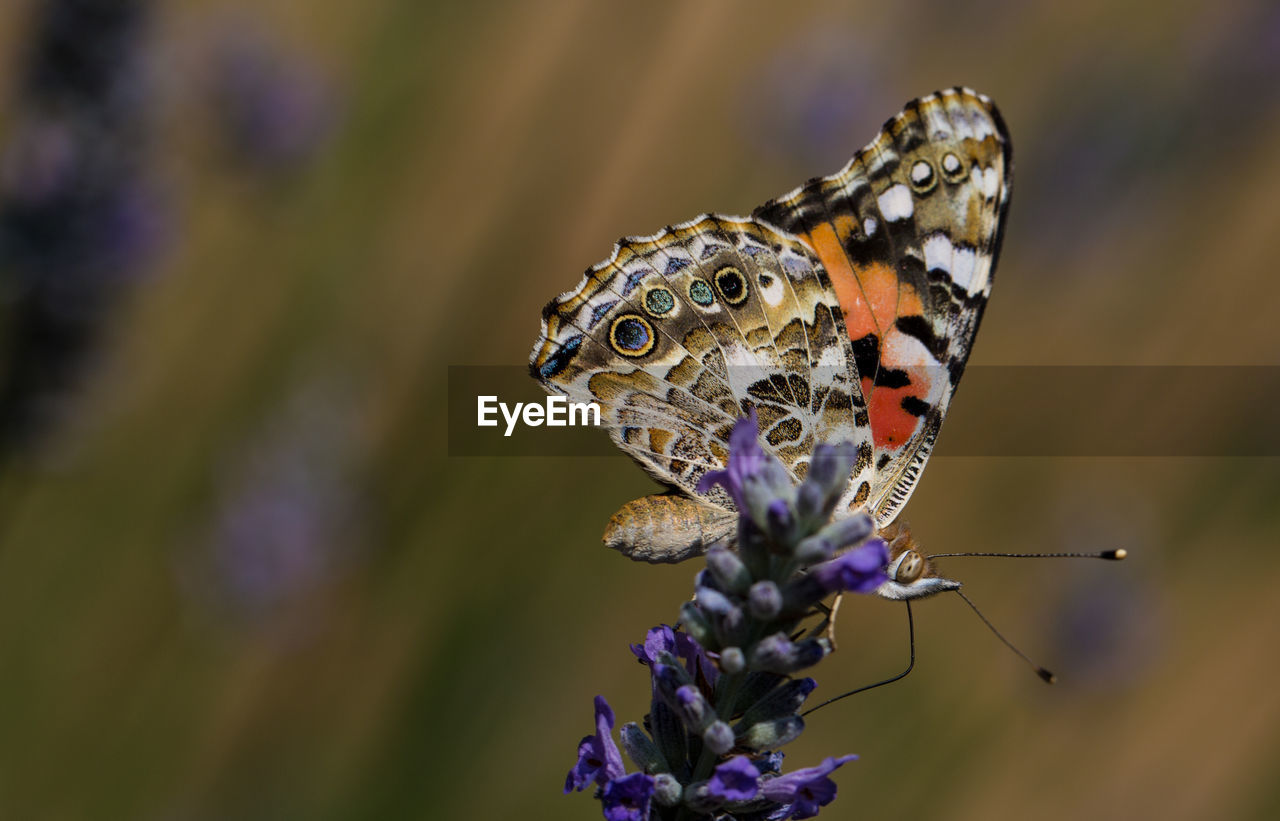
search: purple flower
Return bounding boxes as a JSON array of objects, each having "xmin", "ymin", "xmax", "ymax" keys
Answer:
[
  {"xmin": 697, "ymin": 408, "xmax": 766, "ymax": 509},
  {"xmin": 812, "ymin": 539, "xmax": 889, "ymax": 594},
  {"xmin": 762, "ymin": 755, "xmax": 858, "ymax": 819},
  {"xmin": 600, "ymin": 772, "xmax": 656, "ymax": 821},
  {"xmin": 630, "ymin": 625, "xmax": 718, "ymax": 687},
  {"xmin": 758, "ymin": 750, "xmax": 786, "ymax": 774},
  {"xmin": 565, "ymin": 696, "xmax": 625, "ymax": 793},
  {"xmin": 708, "ymin": 756, "xmax": 761, "ymax": 801}
]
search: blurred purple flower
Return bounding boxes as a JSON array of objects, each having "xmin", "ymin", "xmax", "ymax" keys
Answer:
[
  {"xmin": 209, "ymin": 25, "xmax": 337, "ymax": 172},
  {"xmin": 0, "ymin": 0, "xmax": 166, "ymax": 459},
  {"xmin": 740, "ymin": 27, "xmax": 891, "ymax": 172},
  {"xmin": 181, "ymin": 377, "xmax": 364, "ymax": 620},
  {"xmin": 1049, "ymin": 569, "xmax": 1161, "ymax": 691}
]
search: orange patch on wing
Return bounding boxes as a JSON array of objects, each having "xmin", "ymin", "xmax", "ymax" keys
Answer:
[
  {"xmin": 807, "ymin": 222, "xmax": 894, "ymax": 343},
  {"xmin": 867, "ymin": 380, "xmax": 925, "ymax": 451}
]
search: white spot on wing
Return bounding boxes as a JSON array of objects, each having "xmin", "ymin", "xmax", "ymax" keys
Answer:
[
  {"xmin": 972, "ymin": 165, "xmax": 999, "ymax": 199},
  {"xmin": 983, "ymin": 166, "xmax": 1000, "ymax": 198},
  {"xmin": 923, "ymin": 234, "xmax": 953, "ymax": 274},
  {"xmin": 759, "ymin": 274, "xmax": 785, "ymax": 307},
  {"xmin": 952, "ymin": 247, "xmax": 978, "ymax": 292},
  {"xmin": 877, "ymin": 184, "xmax": 913, "ymax": 222},
  {"xmin": 863, "ymin": 216, "xmax": 877, "ymax": 236},
  {"xmin": 883, "ymin": 328, "xmax": 934, "ymax": 369},
  {"xmin": 816, "ymin": 345, "xmax": 845, "ymax": 369}
]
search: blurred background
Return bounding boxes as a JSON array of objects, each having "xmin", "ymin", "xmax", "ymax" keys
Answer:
[{"xmin": 0, "ymin": 0, "xmax": 1277, "ymax": 818}]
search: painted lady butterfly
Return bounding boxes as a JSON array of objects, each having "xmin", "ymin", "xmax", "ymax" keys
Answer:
[{"xmin": 531, "ymin": 88, "xmax": 1011, "ymax": 602}]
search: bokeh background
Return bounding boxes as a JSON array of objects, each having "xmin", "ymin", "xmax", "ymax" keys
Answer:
[{"xmin": 0, "ymin": 0, "xmax": 1278, "ymax": 818}]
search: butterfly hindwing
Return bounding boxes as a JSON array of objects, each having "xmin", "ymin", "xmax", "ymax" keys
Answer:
[
  {"xmin": 531, "ymin": 215, "xmax": 875, "ymax": 559},
  {"xmin": 754, "ymin": 87, "xmax": 1011, "ymax": 525}
]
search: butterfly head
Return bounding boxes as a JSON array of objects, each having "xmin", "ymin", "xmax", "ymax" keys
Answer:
[{"xmin": 874, "ymin": 523, "xmax": 961, "ymax": 601}]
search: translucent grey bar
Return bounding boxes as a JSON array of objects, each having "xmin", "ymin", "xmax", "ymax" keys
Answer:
[{"xmin": 448, "ymin": 365, "xmax": 1280, "ymax": 457}]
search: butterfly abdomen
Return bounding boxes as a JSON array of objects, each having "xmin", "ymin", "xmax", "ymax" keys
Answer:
[{"xmin": 603, "ymin": 493, "xmax": 736, "ymax": 564}]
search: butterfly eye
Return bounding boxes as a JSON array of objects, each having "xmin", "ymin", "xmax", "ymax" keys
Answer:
[
  {"xmin": 940, "ymin": 152, "xmax": 966, "ymax": 183},
  {"xmin": 891, "ymin": 549, "xmax": 925, "ymax": 583},
  {"xmin": 714, "ymin": 266, "xmax": 748, "ymax": 306},
  {"xmin": 609, "ymin": 314, "xmax": 656, "ymax": 357}
]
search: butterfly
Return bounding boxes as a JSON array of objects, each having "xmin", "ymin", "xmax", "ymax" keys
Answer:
[{"xmin": 530, "ymin": 88, "xmax": 1011, "ymax": 601}]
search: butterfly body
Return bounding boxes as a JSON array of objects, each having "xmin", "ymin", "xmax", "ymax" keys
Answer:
[{"xmin": 531, "ymin": 88, "xmax": 1011, "ymax": 601}]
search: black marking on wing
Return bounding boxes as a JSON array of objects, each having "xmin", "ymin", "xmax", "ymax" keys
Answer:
[{"xmin": 901, "ymin": 395, "xmax": 931, "ymax": 417}]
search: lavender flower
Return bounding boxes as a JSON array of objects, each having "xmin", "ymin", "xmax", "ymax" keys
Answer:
[
  {"xmin": 708, "ymin": 757, "xmax": 761, "ymax": 802},
  {"xmin": 566, "ymin": 413, "xmax": 886, "ymax": 819},
  {"xmin": 601, "ymin": 772, "xmax": 657, "ymax": 821},
  {"xmin": 761, "ymin": 755, "xmax": 857, "ymax": 819},
  {"xmin": 566, "ymin": 696, "xmax": 626, "ymax": 793},
  {"xmin": 696, "ymin": 407, "xmax": 770, "ymax": 511}
]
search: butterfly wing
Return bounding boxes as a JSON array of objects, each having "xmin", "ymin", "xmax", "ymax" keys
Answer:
[
  {"xmin": 755, "ymin": 87, "xmax": 1012, "ymax": 525},
  {"xmin": 531, "ymin": 215, "xmax": 876, "ymax": 560}
]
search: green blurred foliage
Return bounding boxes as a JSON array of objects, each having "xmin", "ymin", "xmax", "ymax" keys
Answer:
[{"xmin": 0, "ymin": 0, "xmax": 1278, "ymax": 818}]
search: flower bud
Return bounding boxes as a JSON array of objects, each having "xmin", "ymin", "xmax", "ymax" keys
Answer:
[
  {"xmin": 780, "ymin": 573, "xmax": 829, "ymax": 614},
  {"xmin": 800, "ymin": 442, "xmax": 857, "ymax": 510},
  {"xmin": 747, "ymin": 580, "xmax": 782, "ymax": 621},
  {"xmin": 795, "ymin": 512, "xmax": 875, "ymax": 564},
  {"xmin": 728, "ymin": 671, "xmax": 786, "ymax": 716},
  {"xmin": 675, "ymin": 684, "xmax": 712, "ymax": 730},
  {"xmin": 679, "ymin": 601, "xmax": 715, "ymax": 648},
  {"xmin": 736, "ymin": 677, "xmax": 817, "ymax": 729},
  {"xmin": 719, "ymin": 646, "xmax": 745, "ymax": 674},
  {"xmin": 620, "ymin": 722, "xmax": 668, "ymax": 774},
  {"xmin": 790, "ymin": 637, "xmax": 832, "ymax": 669},
  {"xmin": 652, "ymin": 773, "xmax": 683, "ymax": 807},
  {"xmin": 741, "ymin": 715, "xmax": 805, "ymax": 750},
  {"xmin": 652, "ymin": 663, "xmax": 693, "ymax": 701},
  {"xmin": 703, "ymin": 719, "xmax": 735, "ymax": 755},
  {"xmin": 749, "ymin": 633, "xmax": 795, "ymax": 674},
  {"xmin": 749, "ymin": 633, "xmax": 832, "ymax": 674},
  {"xmin": 650, "ymin": 700, "xmax": 687, "ymax": 774},
  {"xmin": 794, "ymin": 480, "xmax": 826, "ymax": 527},
  {"xmin": 696, "ymin": 585, "xmax": 748, "ymax": 647},
  {"xmin": 695, "ymin": 585, "xmax": 735, "ymax": 616},
  {"xmin": 765, "ymin": 498, "xmax": 796, "ymax": 546},
  {"xmin": 705, "ymin": 544, "xmax": 751, "ymax": 594}
]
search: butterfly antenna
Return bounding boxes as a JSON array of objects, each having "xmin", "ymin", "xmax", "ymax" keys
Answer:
[
  {"xmin": 927, "ymin": 549, "xmax": 1127, "ymax": 561},
  {"xmin": 801, "ymin": 601, "xmax": 916, "ymax": 716},
  {"xmin": 954, "ymin": 589, "xmax": 1056, "ymax": 684}
]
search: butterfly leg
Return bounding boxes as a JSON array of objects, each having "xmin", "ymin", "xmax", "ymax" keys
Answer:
[{"xmin": 825, "ymin": 592, "xmax": 844, "ymax": 650}]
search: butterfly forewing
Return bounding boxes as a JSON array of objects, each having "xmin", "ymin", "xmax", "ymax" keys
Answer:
[
  {"xmin": 532, "ymin": 215, "xmax": 874, "ymax": 525},
  {"xmin": 754, "ymin": 87, "xmax": 1011, "ymax": 525}
]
